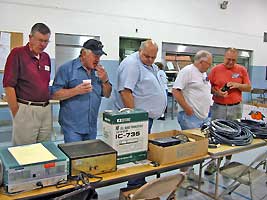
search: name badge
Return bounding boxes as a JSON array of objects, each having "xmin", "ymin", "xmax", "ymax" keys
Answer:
[
  {"xmin": 232, "ymin": 73, "xmax": 240, "ymax": 78},
  {"xmin": 45, "ymin": 65, "xmax": 50, "ymax": 71}
]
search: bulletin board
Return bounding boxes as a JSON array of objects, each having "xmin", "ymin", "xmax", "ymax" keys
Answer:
[{"xmin": 0, "ymin": 31, "xmax": 23, "ymax": 73}]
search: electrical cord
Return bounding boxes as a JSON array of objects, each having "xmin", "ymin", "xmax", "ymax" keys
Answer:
[
  {"xmin": 71, "ymin": 171, "xmax": 103, "ymax": 186},
  {"xmin": 0, "ymin": 178, "xmax": 69, "ymax": 195},
  {"xmin": 56, "ymin": 171, "xmax": 103, "ymax": 189},
  {"xmin": 236, "ymin": 119, "xmax": 267, "ymax": 139},
  {"xmin": 56, "ymin": 178, "xmax": 71, "ymax": 188},
  {"xmin": 202, "ymin": 119, "xmax": 253, "ymax": 146},
  {"xmin": 210, "ymin": 120, "xmax": 241, "ymax": 138}
]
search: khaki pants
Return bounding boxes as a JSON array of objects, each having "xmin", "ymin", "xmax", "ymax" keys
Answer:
[{"xmin": 12, "ymin": 103, "xmax": 52, "ymax": 146}]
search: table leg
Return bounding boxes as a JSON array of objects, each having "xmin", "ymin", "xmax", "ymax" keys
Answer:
[
  {"xmin": 171, "ymin": 94, "xmax": 174, "ymax": 120},
  {"xmin": 186, "ymin": 158, "xmax": 223, "ymax": 200},
  {"xmin": 185, "ymin": 160, "xmax": 216, "ymax": 199},
  {"xmin": 198, "ymin": 162, "xmax": 203, "ymax": 189},
  {"xmin": 215, "ymin": 158, "xmax": 222, "ymax": 200},
  {"xmin": 50, "ymin": 104, "xmax": 56, "ymax": 141}
]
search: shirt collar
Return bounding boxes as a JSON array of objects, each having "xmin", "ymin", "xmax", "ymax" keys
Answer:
[
  {"xmin": 75, "ymin": 57, "xmax": 96, "ymax": 76},
  {"xmin": 136, "ymin": 52, "xmax": 157, "ymax": 72},
  {"xmin": 223, "ymin": 64, "xmax": 237, "ymax": 70},
  {"xmin": 25, "ymin": 43, "xmax": 41, "ymax": 59}
]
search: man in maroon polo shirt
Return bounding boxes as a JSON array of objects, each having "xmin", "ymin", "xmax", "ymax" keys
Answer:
[{"xmin": 3, "ymin": 23, "xmax": 52, "ymax": 146}]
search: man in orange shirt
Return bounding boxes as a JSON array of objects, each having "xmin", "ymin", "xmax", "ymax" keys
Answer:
[{"xmin": 205, "ymin": 48, "xmax": 251, "ymax": 175}]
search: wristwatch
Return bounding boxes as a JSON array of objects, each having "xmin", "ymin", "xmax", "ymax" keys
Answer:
[{"xmin": 102, "ymin": 79, "xmax": 109, "ymax": 84}]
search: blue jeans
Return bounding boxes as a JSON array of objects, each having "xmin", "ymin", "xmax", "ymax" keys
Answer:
[
  {"xmin": 178, "ymin": 111, "xmax": 208, "ymax": 130},
  {"xmin": 63, "ymin": 131, "xmax": 96, "ymax": 143}
]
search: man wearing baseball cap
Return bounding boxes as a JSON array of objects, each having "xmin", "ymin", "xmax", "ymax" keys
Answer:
[{"xmin": 51, "ymin": 39, "xmax": 112, "ymax": 143}]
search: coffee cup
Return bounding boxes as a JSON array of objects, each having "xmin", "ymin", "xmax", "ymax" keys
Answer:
[{"xmin": 83, "ymin": 79, "xmax": 91, "ymax": 85}]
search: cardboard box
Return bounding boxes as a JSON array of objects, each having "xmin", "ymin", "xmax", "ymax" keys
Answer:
[
  {"xmin": 148, "ymin": 130, "xmax": 208, "ymax": 165},
  {"xmin": 242, "ymin": 103, "xmax": 267, "ymax": 123},
  {"xmin": 102, "ymin": 109, "xmax": 148, "ymax": 165},
  {"xmin": 182, "ymin": 128, "xmax": 206, "ymax": 137}
]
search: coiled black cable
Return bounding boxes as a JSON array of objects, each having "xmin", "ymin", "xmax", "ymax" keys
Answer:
[
  {"xmin": 202, "ymin": 119, "xmax": 253, "ymax": 146},
  {"xmin": 236, "ymin": 119, "xmax": 267, "ymax": 139}
]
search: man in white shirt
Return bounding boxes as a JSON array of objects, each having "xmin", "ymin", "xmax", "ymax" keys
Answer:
[{"xmin": 172, "ymin": 50, "xmax": 213, "ymax": 186}]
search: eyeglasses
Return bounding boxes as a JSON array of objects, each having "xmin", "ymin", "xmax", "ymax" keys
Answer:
[
  {"xmin": 32, "ymin": 36, "xmax": 50, "ymax": 44},
  {"xmin": 142, "ymin": 52, "xmax": 156, "ymax": 60},
  {"xmin": 36, "ymin": 38, "xmax": 50, "ymax": 44},
  {"xmin": 201, "ymin": 60, "xmax": 212, "ymax": 66}
]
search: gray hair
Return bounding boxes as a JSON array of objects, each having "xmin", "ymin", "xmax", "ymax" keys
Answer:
[
  {"xmin": 225, "ymin": 47, "xmax": 238, "ymax": 55},
  {"xmin": 30, "ymin": 23, "xmax": 51, "ymax": 36},
  {"xmin": 139, "ymin": 39, "xmax": 158, "ymax": 50},
  {"xmin": 80, "ymin": 48, "xmax": 92, "ymax": 57},
  {"xmin": 194, "ymin": 50, "xmax": 212, "ymax": 62}
]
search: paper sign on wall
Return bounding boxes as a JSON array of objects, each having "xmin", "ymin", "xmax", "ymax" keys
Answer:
[{"xmin": 0, "ymin": 32, "xmax": 11, "ymax": 70}]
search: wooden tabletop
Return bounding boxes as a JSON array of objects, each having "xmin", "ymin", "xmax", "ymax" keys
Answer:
[
  {"xmin": 182, "ymin": 128, "xmax": 267, "ymax": 158},
  {"xmin": 1, "ymin": 128, "xmax": 265, "ymax": 199},
  {"xmin": 207, "ymin": 138, "xmax": 267, "ymax": 158},
  {"xmin": 0, "ymin": 154, "xmax": 209, "ymax": 200}
]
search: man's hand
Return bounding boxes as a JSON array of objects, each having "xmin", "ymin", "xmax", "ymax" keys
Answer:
[
  {"xmin": 4, "ymin": 87, "xmax": 19, "ymax": 118},
  {"xmin": 120, "ymin": 89, "xmax": 134, "ymax": 108},
  {"xmin": 184, "ymin": 106, "xmax": 194, "ymax": 116},
  {"xmin": 227, "ymin": 82, "xmax": 240, "ymax": 89},
  {"xmin": 216, "ymin": 90, "xmax": 228, "ymax": 97},
  {"xmin": 75, "ymin": 82, "xmax": 92, "ymax": 95},
  {"xmin": 172, "ymin": 88, "xmax": 194, "ymax": 116},
  {"xmin": 12, "ymin": 106, "xmax": 19, "ymax": 118},
  {"xmin": 227, "ymin": 82, "xmax": 251, "ymax": 92},
  {"xmin": 95, "ymin": 65, "xmax": 108, "ymax": 82}
]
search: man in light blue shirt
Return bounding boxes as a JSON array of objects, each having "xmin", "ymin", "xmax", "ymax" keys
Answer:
[
  {"xmin": 51, "ymin": 39, "xmax": 112, "ymax": 143},
  {"xmin": 115, "ymin": 40, "xmax": 167, "ymax": 133},
  {"xmin": 115, "ymin": 40, "xmax": 167, "ymax": 188}
]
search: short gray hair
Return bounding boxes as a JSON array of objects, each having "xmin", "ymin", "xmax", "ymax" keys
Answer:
[
  {"xmin": 30, "ymin": 23, "xmax": 51, "ymax": 36},
  {"xmin": 80, "ymin": 48, "xmax": 92, "ymax": 56},
  {"xmin": 194, "ymin": 50, "xmax": 212, "ymax": 62},
  {"xmin": 225, "ymin": 47, "xmax": 238, "ymax": 55},
  {"xmin": 139, "ymin": 40, "xmax": 158, "ymax": 50}
]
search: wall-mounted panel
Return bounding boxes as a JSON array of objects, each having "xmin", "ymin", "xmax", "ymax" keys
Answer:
[
  {"xmin": 0, "ymin": 32, "xmax": 23, "ymax": 72},
  {"xmin": 55, "ymin": 33, "xmax": 99, "ymax": 72}
]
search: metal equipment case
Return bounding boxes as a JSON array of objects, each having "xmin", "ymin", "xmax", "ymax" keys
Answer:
[
  {"xmin": 58, "ymin": 139, "xmax": 117, "ymax": 176},
  {"xmin": 0, "ymin": 142, "xmax": 69, "ymax": 193}
]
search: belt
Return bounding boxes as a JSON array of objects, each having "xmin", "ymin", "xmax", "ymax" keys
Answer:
[
  {"xmin": 17, "ymin": 98, "xmax": 49, "ymax": 107},
  {"xmin": 215, "ymin": 102, "xmax": 240, "ymax": 106}
]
